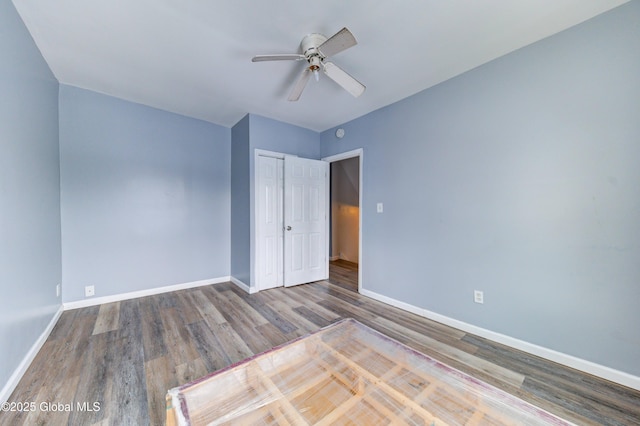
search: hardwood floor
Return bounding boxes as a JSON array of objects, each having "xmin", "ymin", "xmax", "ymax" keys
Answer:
[
  {"xmin": 2, "ymin": 278, "xmax": 639, "ymax": 425},
  {"xmin": 328, "ymin": 259, "xmax": 358, "ymax": 292}
]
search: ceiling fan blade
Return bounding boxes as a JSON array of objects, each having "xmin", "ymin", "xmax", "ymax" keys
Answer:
[
  {"xmin": 252, "ymin": 54, "xmax": 305, "ymax": 62},
  {"xmin": 322, "ymin": 62, "xmax": 365, "ymax": 98},
  {"xmin": 288, "ymin": 68, "xmax": 312, "ymax": 101},
  {"xmin": 317, "ymin": 27, "xmax": 357, "ymax": 58}
]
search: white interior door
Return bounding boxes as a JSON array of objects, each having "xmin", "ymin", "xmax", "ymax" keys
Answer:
[
  {"xmin": 284, "ymin": 156, "xmax": 329, "ymax": 287},
  {"xmin": 256, "ymin": 156, "xmax": 284, "ymax": 290}
]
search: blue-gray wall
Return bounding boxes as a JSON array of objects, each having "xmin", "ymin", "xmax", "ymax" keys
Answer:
[
  {"xmin": 59, "ymin": 85, "xmax": 231, "ymax": 302},
  {"xmin": 321, "ymin": 2, "xmax": 640, "ymax": 376},
  {"xmin": 0, "ymin": 0, "xmax": 61, "ymax": 395},
  {"xmin": 231, "ymin": 114, "xmax": 251, "ymax": 285},
  {"xmin": 249, "ymin": 114, "xmax": 321, "ymax": 159}
]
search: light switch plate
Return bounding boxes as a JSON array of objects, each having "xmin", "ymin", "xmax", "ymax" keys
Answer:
[{"xmin": 377, "ymin": 203, "xmax": 383, "ymax": 213}]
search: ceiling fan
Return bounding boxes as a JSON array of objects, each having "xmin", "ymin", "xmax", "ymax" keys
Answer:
[{"xmin": 252, "ymin": 27, "xmax": 366, "ymax": 101}]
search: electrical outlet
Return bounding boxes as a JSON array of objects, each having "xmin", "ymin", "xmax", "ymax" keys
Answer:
[
  {"xmin": 377, "ymin": 203, "xmax": 383, "ymax": 213},
  {"xmin": 474, "ymin": 290, "xmax": 484, "ymax": 304},
  {"xmin": 56, "ymin": 284, "xmax": 61, "ymax": 298},
  {"xmin": 85, "ymin": 285, "xmax": 95, "ymax": 297}
]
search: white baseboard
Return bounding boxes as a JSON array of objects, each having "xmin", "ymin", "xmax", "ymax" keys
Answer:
[
  {"xmin": 360, "ymin": 288, "xmax": 640, "ymax": 392},
  {"xmin": 0, "ymin": 305, "xmax": 64, "ymax": 404},
  {"xmin": 230, "ymin": 276, "xmax": 257, "ymax": 294},
  {"xmin": 63, "ymin": 276, "xmax": 231, "ymax": 310},
  {"xmin": 329, "ymin": 256, "xmax": 340, "ymax": 262}
]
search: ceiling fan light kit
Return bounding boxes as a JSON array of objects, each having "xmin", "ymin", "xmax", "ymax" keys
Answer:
[{"xmin": 252, "ymin": 27, "xmax": 366, "ymax": 101}]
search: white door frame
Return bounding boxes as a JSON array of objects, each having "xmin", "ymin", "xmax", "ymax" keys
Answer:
[
  {"xmin": 253, "ymin": 149, "xmax": 330, "ymax": 291},
  {"xmin": 322, "ymin": 148, "xmax": 363, "ymax": 293},
  {"xmin": 253, "ymin": 148, "xmax": 362, "ymax": 293}
]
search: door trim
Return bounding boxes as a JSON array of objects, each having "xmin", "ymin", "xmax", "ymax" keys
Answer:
[{"xmin": 322, "ymin": 148, "xmax": 363, "ymax": 293}]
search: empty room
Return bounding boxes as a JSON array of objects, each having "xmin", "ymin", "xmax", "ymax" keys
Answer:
[{"xmin": 1, "ymin": 0, "xmax": 639, "ymax": 424}]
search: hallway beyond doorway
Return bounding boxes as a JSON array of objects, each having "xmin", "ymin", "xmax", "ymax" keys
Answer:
[{"xmin": 328, "ymin": 259, "xmax": 358, "ymax": 293}]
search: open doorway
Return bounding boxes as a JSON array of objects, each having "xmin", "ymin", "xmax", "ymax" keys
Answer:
[{"xmin": 325, "ymin": 149, "xmax": 362, "ymax": 293}]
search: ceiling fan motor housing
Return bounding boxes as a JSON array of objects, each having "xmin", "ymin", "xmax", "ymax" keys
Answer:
[{"xmin": 301, "ymin": 33, "xmax": 328, "ymax": 60}]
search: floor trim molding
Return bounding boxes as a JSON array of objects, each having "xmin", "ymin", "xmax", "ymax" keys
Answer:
[
  {"xmin": 230, "ymin": 276, "xmax": 257, "ymax": 294},
  {"xmin": 0, "ymin": 305, "xmax": 64, "ymax": 404},
  {"xmin": 360, "ymin": 288, "xmax": 640, "ymax": 392},
  {"xmin": 62, "ymin": 276, "xmax": 231, "ymax": 310}
]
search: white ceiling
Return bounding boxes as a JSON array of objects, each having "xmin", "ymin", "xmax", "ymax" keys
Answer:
[{"xmin": 14, "ymin": 0, "xmax": 629, "ymax": 132}]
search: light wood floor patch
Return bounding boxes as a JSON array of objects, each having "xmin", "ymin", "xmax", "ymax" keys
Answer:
[{"xmin": 92, "ymin": 302, "xmax": 120, "ymax": 335}]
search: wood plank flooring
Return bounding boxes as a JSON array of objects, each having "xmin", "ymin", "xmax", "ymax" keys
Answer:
[
  {"xmin": 2, "ymin": 268, "xmax": 639, "ymax": 425},
  {"xmin": 328, "ymin": 259, "xmax": 358, "ymax": 292}
]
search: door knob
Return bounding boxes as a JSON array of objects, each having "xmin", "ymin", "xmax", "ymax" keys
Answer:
[{"xmin": 286, "ymin": 226, "xmax": 292, "ymax": 231}]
